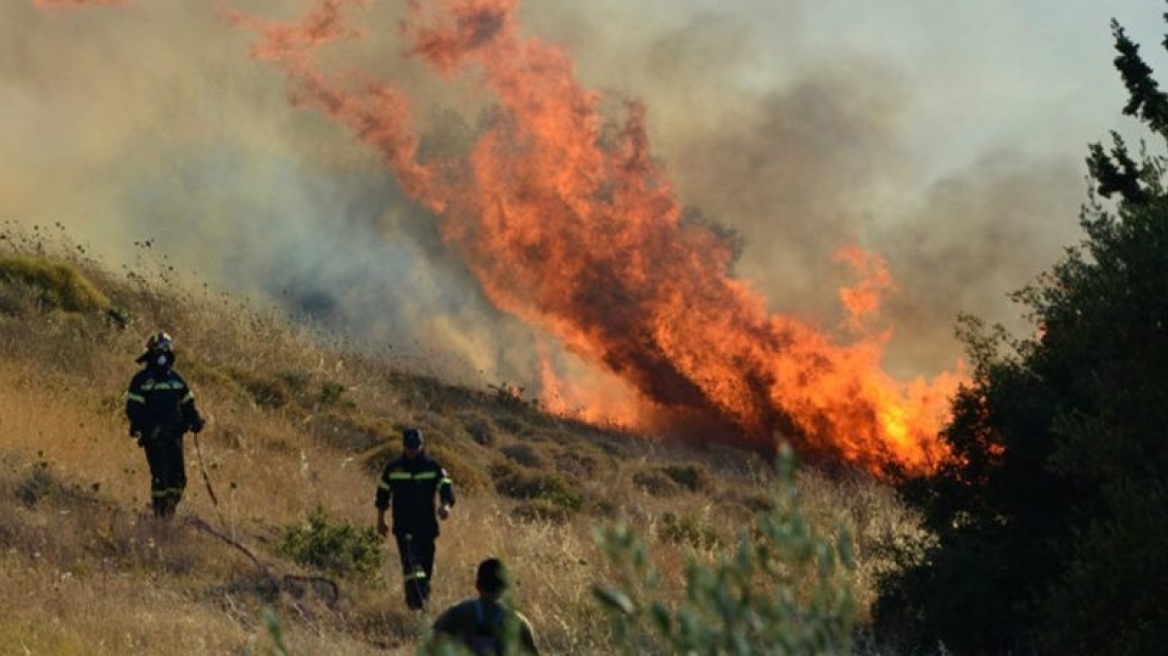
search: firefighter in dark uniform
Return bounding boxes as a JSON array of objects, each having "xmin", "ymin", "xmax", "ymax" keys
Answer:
[
  {"xmin": 431, "ymin": 558, "xmax": 540, "ymax": 655},
  {"xmin": 125, "ymin": 330, "xmax": 204, "ymax": 519},
  {"xmin": 376, "ymin": 427, "xmax": 455, "ymax": 610}
]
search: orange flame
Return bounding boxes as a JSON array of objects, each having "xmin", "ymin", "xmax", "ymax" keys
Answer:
[
  {"xmin": 835, "ymin": 244, "xmax": 897, "ymax": 334},
  {"xmin": 232, "ymin": 0, "xmax": 967, "ymax": 475}
]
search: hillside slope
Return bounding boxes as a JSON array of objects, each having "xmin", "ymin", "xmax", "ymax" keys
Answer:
[{"xmin": 0, "ymin": 227, "xmax": 917, "ymax": 654}]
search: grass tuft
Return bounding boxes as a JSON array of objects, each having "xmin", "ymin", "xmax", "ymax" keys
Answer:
[{"xmin": 0, "ymin": 255, "xmax": 111, "ymax": 313}]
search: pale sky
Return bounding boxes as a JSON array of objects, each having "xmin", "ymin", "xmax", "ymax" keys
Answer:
[
  {"xmin": 801, "ymin": 1, "xmax": 1165, "ymax": 173},
  {"xmin": 3, "ymin": 0, "xmax": 1166, "ymax": 388}
]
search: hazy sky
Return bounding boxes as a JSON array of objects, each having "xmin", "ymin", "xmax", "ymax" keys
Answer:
[{"xmin": 3, "ymin": 0, "xmax": 1166, "ymax": 391}]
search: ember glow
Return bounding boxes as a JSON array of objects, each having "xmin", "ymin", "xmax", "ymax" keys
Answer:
[{"xmin": 227, "ymin": 0, "xmax": 965, "ymax": 474}]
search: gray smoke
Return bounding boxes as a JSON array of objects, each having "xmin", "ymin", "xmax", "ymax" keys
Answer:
[{"xmin": 1, "ymin": 0, "xmax": 1135, "ymax": 394}]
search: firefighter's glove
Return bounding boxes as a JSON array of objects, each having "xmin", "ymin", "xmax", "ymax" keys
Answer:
[
  {"xmin": 376, "ymin": 520, "xmax": 389, "ymax": 538},
  {"xmin": 188, "ymin": 417, "xmax": 205, "ymax": 434},
  {"xmin": 438, "ymin": 504, "xmax": 451, "ymax": 521}
]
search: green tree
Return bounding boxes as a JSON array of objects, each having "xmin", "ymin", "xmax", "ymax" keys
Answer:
[{"xmin": 875, "ymin": 17, "xmax": 1168, "ymax": 655}]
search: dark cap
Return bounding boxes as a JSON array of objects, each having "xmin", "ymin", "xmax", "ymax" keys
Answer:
[
  {"xmin": 402, "ymin": 428, "xmax": 423, "ymax": 449},
  {"xmin": 476, "ymin": 558, "xmax": 510, "ymax": 595}
]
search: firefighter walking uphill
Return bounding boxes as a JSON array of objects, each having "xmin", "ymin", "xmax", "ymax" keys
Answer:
[
  {"xmin": 125, "ymin": 330, "xmax": 205, "ymax": 519},
  {"xmin": 376, "ymin": 427, "xmax": 455, "ymax": 611}
]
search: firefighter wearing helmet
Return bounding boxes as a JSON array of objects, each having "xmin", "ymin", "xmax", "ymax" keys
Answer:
[
  {"xmin": 376, "ymin": 427, "xmax": 456, "ymax": 610},
  {"xmin": 124, "ymin": 330, "xmax": 205, "ymax": 519}
]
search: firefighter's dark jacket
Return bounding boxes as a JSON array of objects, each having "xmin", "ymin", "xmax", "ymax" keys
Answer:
[
  {"xmin": 125, "ymin": 365, "xmax": 203, "ymax": 438},
  {"xmin": 375, "ymin": 453, "xmax": 455, "ymax": 539}
]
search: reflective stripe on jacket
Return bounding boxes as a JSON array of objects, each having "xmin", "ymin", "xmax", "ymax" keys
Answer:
[{"xmin": 375, "ymin": 453, "xmax": 455, "ymax": 538}]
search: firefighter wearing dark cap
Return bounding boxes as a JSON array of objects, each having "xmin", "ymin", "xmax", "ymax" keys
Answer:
[
  {"xmin": 375, "ymin": 427, "xmax": 455, "ymax": 610},
  {"xmin": 125, "ymin": 330, "xmax": 205, "ymax": 519}
]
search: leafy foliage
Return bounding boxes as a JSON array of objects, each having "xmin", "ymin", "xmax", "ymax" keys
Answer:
[
  {"xmin": 593, "ymin": 445, "xmax": 857, "ymax": 655},
  {"xmin": 277, "ymin": 506, "xmax": 383, "ymax": 583},
  {"xmin": 873, "ymin": 313, "xmax": 1074, "ymax": 652},
  {"xmin": 875, "ymin": 16, "xmax": 1168, "ymax": 655}
]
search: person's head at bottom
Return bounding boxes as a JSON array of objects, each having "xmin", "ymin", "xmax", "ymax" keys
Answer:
[
  {"xmin": 402, "ymin": 427, "xmax": 424, "ymax": 458},
  {"xmin": 475, "ymin": 557, "xmax": 510, "ymax": 600},
  {"xmin": 432, "ymin": 557, "xmax": 539, "ymax": 654}
]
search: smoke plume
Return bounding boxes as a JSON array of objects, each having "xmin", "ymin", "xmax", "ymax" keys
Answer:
[{"xmin": 3, "ymin": 0, "xmax": 1099, "ymax": 473}]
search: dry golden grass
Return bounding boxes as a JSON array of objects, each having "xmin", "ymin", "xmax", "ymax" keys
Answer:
[{"xmin": 0, "ymin": 226, "xmax": 922, "ymax": 655}]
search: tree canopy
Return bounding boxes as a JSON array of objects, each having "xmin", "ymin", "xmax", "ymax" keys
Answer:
[{"xmin": 874, "ymin": 17, "xmax": 1168, "ymax": 656}]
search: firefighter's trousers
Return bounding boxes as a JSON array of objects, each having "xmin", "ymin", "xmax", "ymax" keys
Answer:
[
  {"xmin": 142, "ymin": 430, "xmax": 186, "ymax": 518},
  {"xmin": 394, "ymin": 532, "xmax": 436, "ymax": 610}
]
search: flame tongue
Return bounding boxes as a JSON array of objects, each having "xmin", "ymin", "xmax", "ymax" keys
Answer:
[{"xmin": 235, "ymin": 0, "xmax": 965, "ymax": 475}]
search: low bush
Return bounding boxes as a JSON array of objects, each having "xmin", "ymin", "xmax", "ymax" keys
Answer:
[
  {"xmin": 500, "ymin": 442, "xmax": 545, "ymax": 469},
  {"xmin": 657, "ymin": 512, "xmax": 721, "ymax": 550},
  {"xmin": 0, "ymin": 255, "xmax": 110, "ymax": 313},
  {"xmin": 631, "ymin": 469, "xmax": 679, "ymax": 497},
  {"xmin": 277, "ymin": 506, "xmax": 382, "ymax": 583},
  {"xmin": 493, "ymin": 464, "xmax": 584, "ymax": 512},
  {"xmin": 659, "ymin": 463, "xmax": 711, "ymax": 493}
]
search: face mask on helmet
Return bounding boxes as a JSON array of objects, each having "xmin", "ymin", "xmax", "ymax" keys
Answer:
[
  {"xmin": 140, "ymin": 331, "xmax": 176, "ymax": 367},
  {"xmin": 145, "ymin": 331, "xmax": 174, "ymax": 353}
]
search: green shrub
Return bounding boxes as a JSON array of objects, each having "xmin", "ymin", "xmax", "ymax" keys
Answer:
[
  {"xmin": 228, "ymin": 368, "xmax": 291, "ymax": 409},
  {"xmin": 724, "ymin": 490, "xmax": 775, "ymax": 516},
  {"xmin": 276, "ymin": 369, "xmax": 311, "ymax": 395},
  {"xmin": 425, "ymin": 443, "xmax": 493, "ymax": 496},
  {"xmin": 500, "ymin": 442, "xmax": 544, "ymax": 468},
  {"xmin": 15, "ymin": 461, "xmax": 57, "ymax": 508},
  {"xmin": 657, "ymin": 512, "xmax": 721, "ymax": 550},
  {"xmin": 493, "ymin": 414, "xmax": 535, "ymax": 437},
  {"xmin": 632, "ymin": 464, "xmax": 711, "ymax": 496},
  {"xmin": 875, "ymin": 19, "xmax": 1168, "ymax": 655},
  {"xmin": 308, "ymin": 411, "xmax": 387, "ymax": 455},
  {"xmin": 631, "ymin": 469, "xmax": 679, "ymax": 497},
  {"xmin": 593, "ymin": 445, "xmax": 858, "ymax": 655},
  {"xmin": 493, "ymin": 465, "xmax": 583, "ymax": 511},
  {"xmin": 0, "ymin": 256, "xmax": 110, "ymax": 313},
  {"xmin": 277, "ymin": 506, "xmax": 382, "ymax": 582},
  {"xmin": 317, "ymin": 380, "xmax": 347, "ymax": 406},
  {"xmin": 593, "ymin": 439, "xmax": 629, "ymax": 459},
  {"xmin": 462, "ymin": 416, "xmax": 495, "ymax": 446},
  {"xmin": 10, "ymin": 459, "xmax": 95, "ymax": 510},
  {"xmin": 553, "ymin": 449, "xmax": 600, "ymax": 477},
  {"xmin": 660, "ymin": 463, "xmax": 711, "ymax": 493}
]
